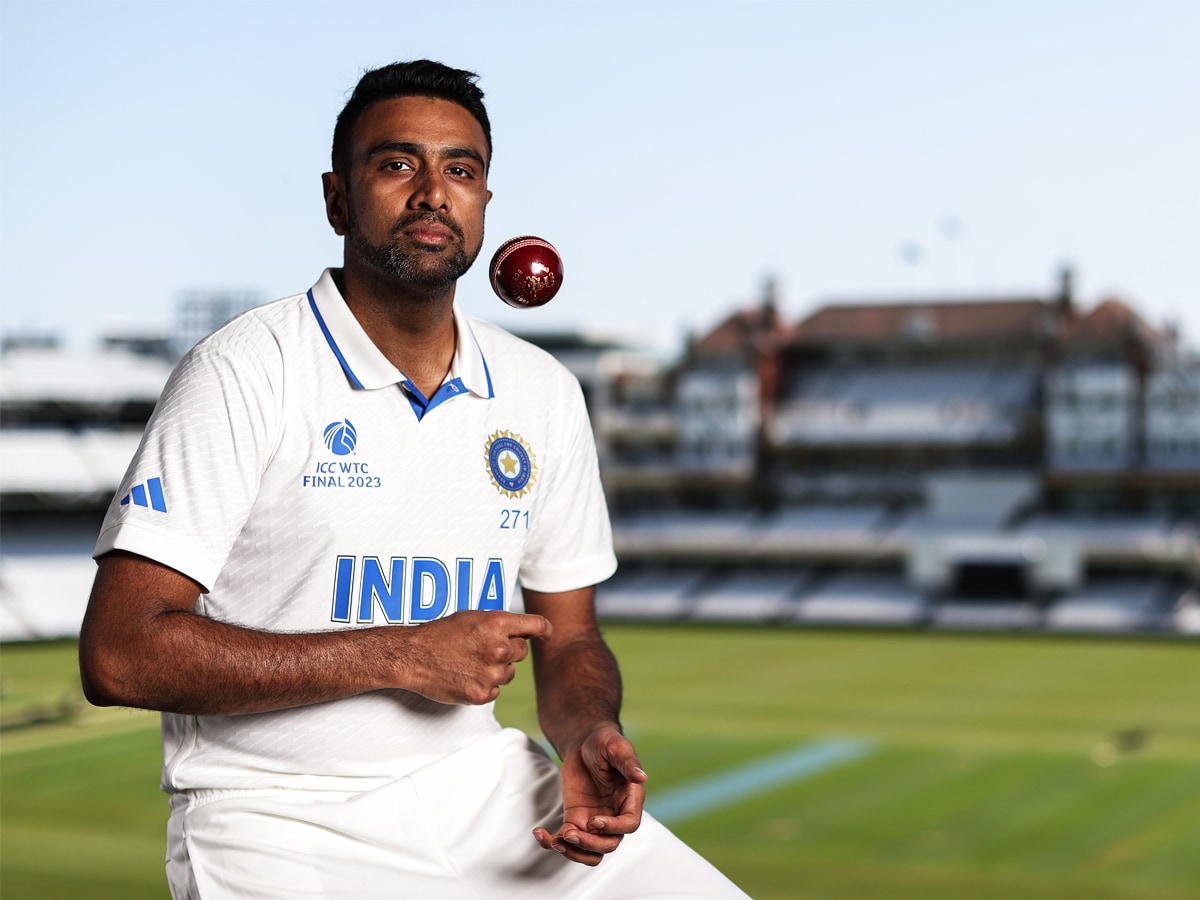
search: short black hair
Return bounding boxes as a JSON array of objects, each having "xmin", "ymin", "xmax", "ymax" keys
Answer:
[{"xmin": 331, "ymin": 60, "xmax": 492, "ymax": 177}]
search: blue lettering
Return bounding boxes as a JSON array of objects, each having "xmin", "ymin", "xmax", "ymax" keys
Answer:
[
  {"xmin": 410, "ymin": 558, "xmax": 450, "ymax": 621},
  {"xmin": 477, "ymin": 559, "xmax": 505, "ymax": 610},
  {"xmin": 456, "ymin": 559, "xmax": 473, "ymax": 611},
  {"xmin": 329, "ymin": 557, "xmax": 506, "ymax": 623},
  {"xmin": 360, "ymin": 557, "xmax": 405, "ymax": 624},
  {"xmin": 331, "ymin": 556, "xmax": 356, "ymax": 622},
  {"xmin": 306, "ymin": 473, "xmax": 346, "ymax": 486}
]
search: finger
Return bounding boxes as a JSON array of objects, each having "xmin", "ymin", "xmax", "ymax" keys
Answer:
[
  {"xmin": 561, "ymin": 826, "xmax": 623, "ymax": 856},
  {"xmin": 508, "ymin": 637, "xmax": 531, "ymax": 664},
  {"xmin": 483, "ymin": 637, "xmax": 528, "ymax": 670},
  {"xmin": 593, "ymin": 735, "xmax": 648, "ymax": 784},
  {"xmin": 619, "ymin": 757, "xmax": 649, "ymax": 784},
  {"xmin": 509, "ymin": 613, "xmax": 552, "ymax": 640},
  {"xmin": 498, "ymin": 662, "xmax": 517, "ymax": 686},
  {"xmin": 587, "ymin": 811, "xmax": 641, "ymax": 835},
  {"xmin": 533, "ymin": 824, "xmax": 616, "ymax": 857},
  {"xmin": 554, "ymin": 835, "xmax": 608, "ymax": 866},
  {"xmin": 585, "ymin": 787, "xmax": 645, "ymax": 836},
  {"xmin": 533, "ymin": 827, "xmax": 605, "ymax": 865},
  {"xmin": 560, "ymin": 844, "xmax": 605, "ymax": 866}
]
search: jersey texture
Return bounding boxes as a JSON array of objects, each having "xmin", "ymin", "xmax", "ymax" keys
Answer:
[{"xmin": 95, "ymin": 270, "xmax": 617, "ymax": 791}]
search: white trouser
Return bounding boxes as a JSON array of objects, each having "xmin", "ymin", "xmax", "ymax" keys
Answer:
[{"xmin": 166, "ymin": 728, "xmax": 748, "ymax": 899}]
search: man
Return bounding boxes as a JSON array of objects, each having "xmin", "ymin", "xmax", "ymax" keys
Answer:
[{"xmin": 79, "ymin": 60, "xmax": 746, "ymax": 898}]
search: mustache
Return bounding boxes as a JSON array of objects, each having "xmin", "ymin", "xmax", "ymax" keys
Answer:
[{"xmin": 391, "ymin": 211, "xmax": 464, "ymax": 241}]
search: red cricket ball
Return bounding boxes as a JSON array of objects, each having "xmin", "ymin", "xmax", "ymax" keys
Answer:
[{"xmin": 489, "ymin": 236, "xmax": 564, "ymax": 309}]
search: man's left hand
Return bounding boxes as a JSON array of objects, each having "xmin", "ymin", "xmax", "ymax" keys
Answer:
[{"xmin": 532, "ymin": 726, "xmax": 648, "ymax": 866}]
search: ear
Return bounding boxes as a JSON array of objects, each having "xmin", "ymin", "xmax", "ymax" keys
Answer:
[
  {"xmin": 322, "ymin": 172, "xmax": 349, "ymax": 236},
  {"xmin": 485, "ymin": 189, "xmax": 493, "ymax": 207}
]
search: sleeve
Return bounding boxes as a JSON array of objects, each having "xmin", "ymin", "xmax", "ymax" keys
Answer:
[
  {"xmin": 517, "ymin": 372, "xmax": 618, "ymax": 593},
  {"xmin": 93, "ymin": 319, "xmax": 283, "ymax": 590}
]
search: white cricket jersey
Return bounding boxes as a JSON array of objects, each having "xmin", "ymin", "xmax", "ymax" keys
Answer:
[{"xmin": 94, "ymin": 269, "xmax": 617, "ymax": 792}]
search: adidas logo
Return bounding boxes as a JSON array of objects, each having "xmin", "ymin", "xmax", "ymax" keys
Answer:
[{"xmin": 120, "ymin": 477, "xmax": 168, "ymax": 513}]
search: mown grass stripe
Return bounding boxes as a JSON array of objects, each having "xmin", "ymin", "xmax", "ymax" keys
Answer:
[{"xmin": 647, "ymin": 737, "xmax": 875, "ymax": 825}]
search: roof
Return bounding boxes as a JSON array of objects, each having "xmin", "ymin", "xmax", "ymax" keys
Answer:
[
  {"xmin": 1059, "ymin": 297, "xmax": 1160, "ymax": 347},
  {"xmin": 689, "ymin": 303, "xmax": 789, "ymax": 358},
  {"xmin": 793, "ymin": 297, "xmax": 1060, "ymax": 345}
]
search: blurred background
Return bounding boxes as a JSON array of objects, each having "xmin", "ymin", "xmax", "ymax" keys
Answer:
[{"xmin": 2, "ymin": 1, "xmax": 1197, "ymax": 898}]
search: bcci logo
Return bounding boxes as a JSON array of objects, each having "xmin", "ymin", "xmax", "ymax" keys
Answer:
[
  {"xmin": 324, "ymin": 419, "xmax": 358, "ymax": 456},
  {"xmin": 485, "ymin": 430, "xmax": 538, "ymax": 498}
]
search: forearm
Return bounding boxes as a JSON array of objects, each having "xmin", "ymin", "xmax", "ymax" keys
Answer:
[
  {"xmin": 524, "ymin": 587, "xmax": 646, "ymax": 863},
  {"xmin": 81, "ymin": 607, "xmax": 408, "ymax": 716},
  {"xmin": 80, "ymin": 552, "xmax": 546, "ymax": 716},
  {"xmin": 533, "ymin": 634, "xmax": 625, "ymax": 759}
]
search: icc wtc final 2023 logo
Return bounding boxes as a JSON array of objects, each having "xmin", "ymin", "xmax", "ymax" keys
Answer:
[
  {"xmin": 485, "ymin": 431, "xmax": 537, "ymax": 498},
  {"xmin": 324, "ymin": 419, "xmax": 358, "ymax": 456}
]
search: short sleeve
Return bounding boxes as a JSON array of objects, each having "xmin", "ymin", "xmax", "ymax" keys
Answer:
[
  {"xmin": 93, "ymin": 318, "xmax": 284, "ymax": 590},
  {"xmin": 517, "ymin": 375, "xmax": 617, "ymax": 593}
]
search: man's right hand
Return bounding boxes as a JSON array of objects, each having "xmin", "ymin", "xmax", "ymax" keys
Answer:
[{"xmin": 392, "ymin": 610, "xmax": 552, "ymax": 705}]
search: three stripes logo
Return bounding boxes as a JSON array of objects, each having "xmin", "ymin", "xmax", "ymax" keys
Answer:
[{"xmin": 120, "ymin": 477, "xmax": 168, "ymax": 513}]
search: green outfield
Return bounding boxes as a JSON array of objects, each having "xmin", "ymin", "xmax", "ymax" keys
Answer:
[{"xmin": 2, "ymin": 628, "xmax": 1198, "ymax": 899}]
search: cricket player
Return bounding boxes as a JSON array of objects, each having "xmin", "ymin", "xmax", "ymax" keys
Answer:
[{"xmin": 79, "ymin": 59, "xmax": 747, "ymax": 898}]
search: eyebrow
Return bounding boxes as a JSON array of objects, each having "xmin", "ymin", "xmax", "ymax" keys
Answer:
[{"xmin": 365, "ymin": 140, "xmax": 487, "ymax": 169}]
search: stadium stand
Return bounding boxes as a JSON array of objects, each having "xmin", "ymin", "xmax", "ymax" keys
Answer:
[
  {"xmin": 1, "ymin": 344, "xmax": 170, "ymax": 412},
  {"xmin": 793, "ymin": 572, "xmax": 927, "ymax": 627},
  {"xmin": 752, "ymin": 505, "xmax": 898, "ymax": 557},
  {"xmin": 594, "ymin": 568, "xmax": 708, "ymax": 621},
  {"xmin": 772, "ymin": 364, "xmax": 1039, "ymax": 446},
  {"xmin": 1, "ymin": 430, "xmax": 142, "ymax": 501},
  {"xmin": 0, "ymin": 518, "xmax": 101, "ymax": 640},
  {"xmin": 612, "ymin": 511, "xmax": 763, "ymax": 561},
  {"xmin": 1, "ymin": 343, "xmax": 172, "ymax": 641},
  {"xmin": 2, "ymin": 280, "xmax": 1195, "ymax": 639},
  {"xmin": 1044, "ymin": 576, "xmax": 1182, "ymax": 633},
  {"xmin": 1018, "ymin": 513, "xmax": 1194, "ymax": 566},
  {"xmin": 929, "ymin": 598, "xmax": 1044, "ymax": 631},
  {"xmin": 687, "ymin": 570, "xmax": 809, "ymax": 623}
]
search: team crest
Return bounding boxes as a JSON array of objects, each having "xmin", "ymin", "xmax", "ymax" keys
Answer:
[{"xmin": 485, "ymin": 430, "xmax": 538, "ymax": 498}]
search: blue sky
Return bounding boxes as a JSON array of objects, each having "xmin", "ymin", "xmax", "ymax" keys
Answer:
[{"xmin": 2, "ymin": 0, "xmax": 1197, "ymax": 354}]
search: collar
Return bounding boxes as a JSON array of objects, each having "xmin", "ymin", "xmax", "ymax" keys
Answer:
[{"xmin": 306, "ymin": 268, "xmax": 494, "ymax": 399}]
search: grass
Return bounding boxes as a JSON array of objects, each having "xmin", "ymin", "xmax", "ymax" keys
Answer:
[{"xmin": 2, "ymin": 629, "xmax": 1198, "ymax": 899}]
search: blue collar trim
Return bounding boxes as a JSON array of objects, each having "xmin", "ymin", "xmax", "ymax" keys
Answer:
[
  {"xmin": 403, "ymin": 376, "xmax": 469, "ymax": 421},
  {"xmin": 308, "ymin": 291, "xmax": 364, "ymax": 390}
]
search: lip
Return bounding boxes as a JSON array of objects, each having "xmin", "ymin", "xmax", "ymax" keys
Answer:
[{"xmin": 403, "ymin": 223, "xmax": 457, "ymax": 245}]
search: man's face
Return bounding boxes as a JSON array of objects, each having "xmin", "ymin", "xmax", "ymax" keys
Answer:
[{"xmin": 326, "ymin": 96, "xmax": 492, "ymax": 290}]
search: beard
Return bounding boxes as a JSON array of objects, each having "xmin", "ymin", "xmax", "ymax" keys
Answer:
[{"xmin": 347, "ymin": 210, "xmax": 482, "ymax": 290}]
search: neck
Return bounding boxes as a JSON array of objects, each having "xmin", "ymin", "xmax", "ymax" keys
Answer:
[{"xmin": 332, "ymin": 265, "xmax": 459, "ymax": 399}]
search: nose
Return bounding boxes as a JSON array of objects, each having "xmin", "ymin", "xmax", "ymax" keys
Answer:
[{"xmin": 410, "ymin": 167, "xmax": 448, "ymax": 211}]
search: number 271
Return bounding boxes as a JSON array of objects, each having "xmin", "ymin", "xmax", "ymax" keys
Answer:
[{"xmin": 500, "ymin": 509, "xmax": 529, "ymax": 529}]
